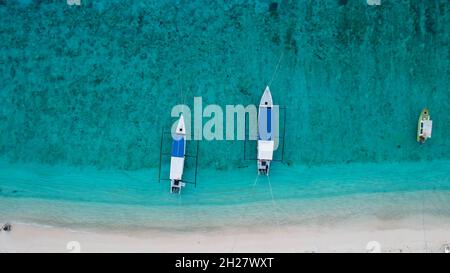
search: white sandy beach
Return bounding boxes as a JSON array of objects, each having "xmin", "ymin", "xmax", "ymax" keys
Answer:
[{"xmin": 1, "ymin": 215, "xmax": 449, "ymax": 253}]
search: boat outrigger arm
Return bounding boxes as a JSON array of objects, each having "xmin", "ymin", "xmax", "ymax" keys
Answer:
[
  {"xmin": 257, "ymin": 86, "xmax": 275, "ymax": 175},
  {"xmin": 169, "ymin": 115, "xmax": 187, "ymax": 194}
]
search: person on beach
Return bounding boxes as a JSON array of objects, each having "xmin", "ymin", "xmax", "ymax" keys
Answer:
[{"xmin": 2, "ymin": 223, "xmax": 12, "ymax": 232}]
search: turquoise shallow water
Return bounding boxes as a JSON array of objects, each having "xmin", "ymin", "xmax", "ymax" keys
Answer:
[
  {"xmin": 1, "ymin": 0, "xmax": 449, "ymax": 169},
  {"xmin": 0, "ymin": 159, "xmax": 449, "ymax": 230},
  {"xmin": 0, "ymin": 1, "xmax": 449, "ymax": 230}
]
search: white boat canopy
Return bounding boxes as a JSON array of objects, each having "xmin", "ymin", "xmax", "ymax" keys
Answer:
[{"xmin": 422, "ymin": 120, "xmax": 432, "ymax": 138}]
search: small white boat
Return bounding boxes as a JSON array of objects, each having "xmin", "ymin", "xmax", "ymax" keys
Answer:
[
  {"xmin": 169, "ymin": 115, "xmax": 186, "ymax": 194},
  {"xmin": 257, "ymin": 86, "xmax": 274, "ymax": 175},
  {"xmin": 417, "ymin": 108, "xmax": 432, "ymax": 144}
]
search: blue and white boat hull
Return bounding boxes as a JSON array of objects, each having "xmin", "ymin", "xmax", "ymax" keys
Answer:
[
  {"xmin": 170, "ymin": 115, "xmax": 186, "ymax": 193},
  {"xmin": 257, "ymin": 86, "xmax": 274, "ymax": 175}
]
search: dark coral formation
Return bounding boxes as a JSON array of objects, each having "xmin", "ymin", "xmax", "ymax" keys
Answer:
[{"xmin": 0, "ymin": 0, "xmax": 449, "ymax": 170}]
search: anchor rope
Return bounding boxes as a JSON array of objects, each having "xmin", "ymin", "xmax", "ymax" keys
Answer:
[
  {"xmin": 267, "ymin": 175, "xmax": 282, "ymax": 231},
  {"xmin": 177, "ymin": 74, "xmax": 186, "ymax": 115},
  {"xmin": 268, "ymin": 52, "xmax": 284, "ymax": 87},
  {"xmin": 230, "ymin": 173, "xmax": 260, "ymax": 252}
]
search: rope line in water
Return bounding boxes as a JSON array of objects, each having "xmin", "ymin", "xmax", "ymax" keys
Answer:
[
  {"xmin": 229, "ymin": 173, "xmax": 295, "ymax": 252},
  {"xmin": 230, "ymin": 173, "xmax": 260, "ymax": 252},
  {"xmin": 268, "ymin": 53, "xmax": 284, "ymax": 87},
  {"xmin": 267, "ymin": 175, "xmax": 281, "ymax": 231},
  {"xmin": 177, "ymin": 74, "xmax": 185, "ymax": 114}
]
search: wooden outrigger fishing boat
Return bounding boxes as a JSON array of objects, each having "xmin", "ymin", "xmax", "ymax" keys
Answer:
[
  {"xmin": 257, "ymin": 86, "xmax": 275, "ymax": 175},
  {"xmin": 158, "ymin": 114, "xmax": 199, "ymax": 194}
]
